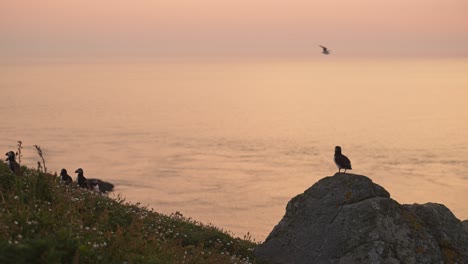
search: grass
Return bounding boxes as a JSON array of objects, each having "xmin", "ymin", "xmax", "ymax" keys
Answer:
[{"xmin": 0, "ymin": 161, "xmax": 261, "ymax": 264}]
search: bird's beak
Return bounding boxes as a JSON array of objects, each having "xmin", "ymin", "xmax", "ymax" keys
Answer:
[{"xmin": 75, "ymin": 169, "xmax": 79, "ymax": 173}]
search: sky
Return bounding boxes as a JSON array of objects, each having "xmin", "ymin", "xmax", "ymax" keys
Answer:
[{"xmin": 1, "ymin": 0, "xmax": 467, "ymax": 58}]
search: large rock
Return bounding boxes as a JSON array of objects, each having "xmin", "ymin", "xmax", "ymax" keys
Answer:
[
  {"xmin": 254, "ymin": 173, "xmax": 468, "ymax": 264},
  {"xmin": 404, "ymin": 203, "xmax": 468, "ymax": 263},
  {"xmin": 463, "ymin": 220, "xmax": 468, "ymax": 234}
]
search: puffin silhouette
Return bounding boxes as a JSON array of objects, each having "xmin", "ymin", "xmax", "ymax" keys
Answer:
[
  {"xmin": 59, "ymin": 168, "xmax": 73, "ymax": 185},
  {"xmin": 5, "ymin": 151, "xmax": 20, "ymax": 175},
  {"xmin": 320, "ymin": 45, "xmax": 330, "ymax": 55},
  {"xmin": 75, "ymin": 168, "xmax": 114, "ymax": 193},
  {"xmin": 334, "ymin": 146, "xmax": 352, "ymax": 173}
]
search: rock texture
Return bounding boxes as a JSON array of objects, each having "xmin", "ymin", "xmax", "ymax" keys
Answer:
[{"xmin": 254, "ymin": 173, "xmax": 468, "ymax": 264}]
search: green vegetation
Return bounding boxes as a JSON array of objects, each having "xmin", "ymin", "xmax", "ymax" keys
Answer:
[{"xmin": 0, "ymin": 161, "xmax": 260, "ymax": 264}]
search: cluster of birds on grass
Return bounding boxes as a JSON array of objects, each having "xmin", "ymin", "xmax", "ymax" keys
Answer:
[{"xmin": 5, "ymin": 151, "xmax": 114, "ymax": 194}]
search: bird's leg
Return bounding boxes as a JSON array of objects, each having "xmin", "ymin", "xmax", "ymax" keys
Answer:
[
  {"xmin": 344, "ymin": 169, "xmax": 347, "ymax": 174},
  {"xmin": 338, "ymin": 168, "xmax": 341, "ymax": 173}
]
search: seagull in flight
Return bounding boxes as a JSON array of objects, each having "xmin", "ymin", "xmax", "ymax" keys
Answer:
[{"xmin": 319, "ymin": 45, "xmax": 330, "ymax": 55}]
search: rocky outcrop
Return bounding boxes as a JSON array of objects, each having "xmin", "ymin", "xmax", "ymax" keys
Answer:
[
  {"xmin": 463, "ymin": 220, "xmax": 468, "ymax": 234},
  {"xmin": 254, "ymin": 173, "xmax": 468, "ymax": 264},
  {"xmin": 403, "ymin": 203, "xmax": 468, "ymax": 263}
]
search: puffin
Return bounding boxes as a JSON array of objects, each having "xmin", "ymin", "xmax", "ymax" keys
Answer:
[
  {"xmin": 334, "ymin": 146, "xmax": 352, "ymax": 173},
  {"xmin": 59, "ymin": 169, "xmax": 73, "ymax": 185},
  {"xmin": 74, "ymin": 168, "xmax": 114, "ymax": 193},
  {"xmin": 5, "ymin": 151, "xmax": 20, "ymax": 175}
]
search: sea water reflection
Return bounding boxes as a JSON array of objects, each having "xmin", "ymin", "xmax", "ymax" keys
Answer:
[{"xmin": 1, "ymin": 58, "xmax": 467, "ymax": 240}]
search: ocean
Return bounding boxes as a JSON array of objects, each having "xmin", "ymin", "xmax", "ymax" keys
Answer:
[{"xmin": 1, "ymin": 57, "xmax": 467, "ymax": 240}]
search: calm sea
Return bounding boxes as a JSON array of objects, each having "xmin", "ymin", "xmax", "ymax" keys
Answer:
[{"xmin": 1, "ymin": 58, "xmax": 467, "ymax": 240}]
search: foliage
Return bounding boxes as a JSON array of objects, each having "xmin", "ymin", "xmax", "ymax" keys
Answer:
[{"xmin": 0, "ymin": 161, "xmax": 260, "ymax": 264}]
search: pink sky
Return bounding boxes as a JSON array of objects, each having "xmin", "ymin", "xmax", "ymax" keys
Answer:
[{"xmin": 1, "ymin": 0, "xmax": 467, "ymax": 58}]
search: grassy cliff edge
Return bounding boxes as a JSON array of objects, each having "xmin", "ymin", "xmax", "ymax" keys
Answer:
[{"xmin": 0, "ymin": 161, "xmax": 260, "ymax": 263}]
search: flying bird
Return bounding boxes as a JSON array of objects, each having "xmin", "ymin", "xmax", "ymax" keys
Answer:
[
  {"xmin": 320, "ymin": 45, "xmax": 330, "ymax": 55},
  {"xmin": 75, "ymin": 168, "xmax": 114, "ymax": 193},
  {"xmin": 59, "ymin": 169, "xmax": 73, "ymax": 185},
  {"xmin": 5, "ymin": 151, "xmax": 20, "ymax": 175},
  {"xmin": 334, "ymin": 146, "xmax": 352, "ymax": 173}
]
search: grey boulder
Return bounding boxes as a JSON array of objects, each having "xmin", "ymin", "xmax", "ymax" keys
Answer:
[{"xmin": 255, "ymin": 173, "xmax": 468, "ymax": 264}]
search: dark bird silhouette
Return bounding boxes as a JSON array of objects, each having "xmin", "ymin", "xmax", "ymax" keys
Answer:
[
  {"xmin": 5, "ymin": 151, "xmax": 20, "ymax": 175},
  {"xmin": 334, "ymin": 146, "xmax": 352, "ymax": 173},
  {"xmin": 59, "ymin": 169, "xmax": 73, "ymax": 185},
  {"xmin": 319, "ymin": 45, "xmax": 330, "ymax": 55},
  {"xmin": 75, "ymin": 168, "xmax": 114, "ymax": 193}
]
